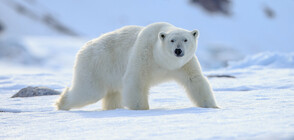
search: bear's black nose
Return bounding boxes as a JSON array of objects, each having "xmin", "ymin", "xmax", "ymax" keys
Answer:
[{"xmin": 174, "ymin": 49, "xmax": 183, "ymax": 57}]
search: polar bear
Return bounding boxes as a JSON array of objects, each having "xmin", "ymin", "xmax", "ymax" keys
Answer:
[{"xmin": 55, "ymin": 22, "xmax": 218, "ymax": 110}]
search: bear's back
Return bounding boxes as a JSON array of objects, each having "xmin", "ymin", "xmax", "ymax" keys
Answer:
[{"xmin": 100, "ymin": 25, "xmax": 143, "ymax": 50}]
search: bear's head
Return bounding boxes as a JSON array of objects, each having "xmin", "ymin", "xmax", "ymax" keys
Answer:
[{"xmin": 154, "ymin": 29, "xmax": 199, "ymax": 70}]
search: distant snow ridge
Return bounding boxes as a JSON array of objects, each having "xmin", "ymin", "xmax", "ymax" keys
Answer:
[
  {"xmin": 228, "ymin": 52, "xmax": 294, "ymax": 69},
  {"xmin": 0, "ymin": 39, "xmax": 41, "ymax": 65},
  {"xmin": 0, "ymin": 0, "xmax": 78, "ymax": 36}
]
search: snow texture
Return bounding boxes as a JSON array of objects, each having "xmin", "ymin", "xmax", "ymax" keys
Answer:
[
  {"xmin": 1, "ymin": 68, "xmax": 294, "ymax": 139},
  {"xmin": 229, "ymin": 52, "xmax": 294, "ymax": 69}
]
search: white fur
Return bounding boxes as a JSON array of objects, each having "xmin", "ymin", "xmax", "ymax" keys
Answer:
[{"xmin": 55, "ymin": 22, "xmax": 218, "ymax": 110}]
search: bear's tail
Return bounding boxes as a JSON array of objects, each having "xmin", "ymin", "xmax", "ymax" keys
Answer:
[{"xmin": 55, "ymin": 87, "xmax": 71, "ymax": 110}]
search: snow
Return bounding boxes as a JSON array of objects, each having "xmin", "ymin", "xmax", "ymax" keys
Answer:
[
  {"xmin": 229, "ymin": 52, "xmax": 294, "ymax": 69},
  {"xmin": 1, "ymin": 0, "xmax": 294, "ymax": 139},
  {"xmin": 1, "ymin": 37, "xmax": 293, "ymax": 139},
  {"xmin": 1, "ymin": 67, "xmax": 294, "ymax": 139},
  {"xmin": 0, "ymin": 0, "xmax": 78, "ymax": 37}
]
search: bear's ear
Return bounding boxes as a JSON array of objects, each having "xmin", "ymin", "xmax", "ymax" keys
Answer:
[
  {"xmin": 159, "ymin": 32, "xmax": 166, "ymax": 41},
  {"xmin": 191, "ymin": 30, "xmax": 199, "ymax": 38}
]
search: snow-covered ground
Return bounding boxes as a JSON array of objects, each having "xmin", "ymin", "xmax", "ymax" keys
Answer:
[
  {"xmin": 1, "ymin": 0, "xmax": 294, "ymax": 139},
  {"xmin": 1, "ymin": 62, "xmax": 294, "ymax": 139}
]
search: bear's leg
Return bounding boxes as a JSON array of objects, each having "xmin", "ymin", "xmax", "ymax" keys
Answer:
[
  {"xmin": 55, "ymin": 84, "xmax": 106, "ymax": 110},
  {"xmin": 183, "ymin": 76, "xmax": 218, "ymax": 108},
  {"xmin": 102, "ymin": 91, "xmax": 122, "ymax": 110},
  {"xmin": 174, "ymin": 57, "xmax": 218, "ymax": 108},
  {"xmin": 122, "ymin": 78, "xmax": 149, "ymax": 110}
]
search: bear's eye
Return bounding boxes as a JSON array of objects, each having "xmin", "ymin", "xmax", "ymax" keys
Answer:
[
  {"xmin": 184, "ymin": 39, "xmax": 187, "ymax": 42},
  {"xmin": 171, "ymin": 40, "xmax": 174, "ymax": 43}
]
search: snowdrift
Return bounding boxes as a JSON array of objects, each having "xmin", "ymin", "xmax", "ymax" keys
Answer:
[{"xmin": 229, "ymin": 52, "xmax": 294, "ymax": 69}]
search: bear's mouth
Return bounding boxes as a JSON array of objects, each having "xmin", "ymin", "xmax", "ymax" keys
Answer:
[{"xmin": 174, "ymin": 49, "xmax": 184, "ymax": 57}]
